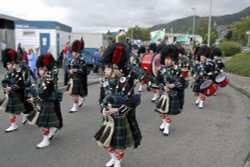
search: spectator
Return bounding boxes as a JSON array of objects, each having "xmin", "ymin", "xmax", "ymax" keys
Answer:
[
  {"xmin": 27, "ymin": 49, "xmax": 37, "ymax": 77},
  {"xmin": 62, "ymin": 42, "xmax": 72, "ymax": 85},
  {"xmin": 93, "ymin": 48, "xmax": 101, "ymax": 74}
]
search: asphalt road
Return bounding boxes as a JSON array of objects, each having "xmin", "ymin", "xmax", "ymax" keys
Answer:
[{"xmin": 0, "ymin": 83, "xmax": 250, "ymax": 167}]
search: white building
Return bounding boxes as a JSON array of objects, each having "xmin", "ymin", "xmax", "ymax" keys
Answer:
[
  {"xmin": 15, "ymin": 20, "xmax": 72, "ymax": 59},
  {"xmin": 72, "ymin": 32, "xmax": 108, "ymax": 50}
]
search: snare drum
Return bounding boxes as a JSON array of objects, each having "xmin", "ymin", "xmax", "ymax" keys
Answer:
[
  {"xmin": 215, "ymin": 73, "xmax": 229, "ymax": 87},
  {"xmin": 200, "ymin": 79, "xmax": 218, "ymax": 96},
  {"xmin": 141, "ymin": 53, "xmax": 161, "ymax": 76},
  {"xmin": 181, "ymin": 68, "xmax": 189, "ymax": 77}
]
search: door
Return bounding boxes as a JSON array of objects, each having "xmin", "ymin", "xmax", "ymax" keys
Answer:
[
  {"xmin": 56, "ymin": 33, "xmax": 60, "ymax": 58},
  {"xmin": 40, "ymin": 33, "xmax": 50, "ymax": 54}
]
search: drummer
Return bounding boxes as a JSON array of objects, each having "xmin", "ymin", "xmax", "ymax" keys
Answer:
[
  {"xmin": 147, "ymin": 43, "xmax": 160, "ymax": 102},
  {"xmin": 191, "ymin": 45, "xmax": 215, "ymax": 109}
]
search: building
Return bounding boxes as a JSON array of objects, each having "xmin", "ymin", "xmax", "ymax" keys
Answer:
[
  {"xmin": 72, "ymin": 32, "xmax": 108, "ymax": 49},
  {"xmin": 0, "ymin": 14, "xmax": 22, "ymax": 49},
  {"xmin": 15, "ymin": 20, "xmax": 72, "ymax": 58}
]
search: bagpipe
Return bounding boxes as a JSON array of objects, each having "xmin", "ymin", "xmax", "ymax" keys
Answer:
[
  {"xmin": 0, "ymin": 72, "xmax": 23, "ymax": 112},
  {"xmin": 153, "ymin": 66, "xmax": 181, "ymax": 114},
  {"xmin": 25, "ymin": 69, "xmax": 62, "ymax": 125},
  {"xmin": 94, "ymin": 65, "xmax": 144, "ymax": 147}
]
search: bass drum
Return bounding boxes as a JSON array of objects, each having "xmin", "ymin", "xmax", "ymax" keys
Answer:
[{"xmin": 140, "ymin": 53, "xmax": 161, "ymax": 76}]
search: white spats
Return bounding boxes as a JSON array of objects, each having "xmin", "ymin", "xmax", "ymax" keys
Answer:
[
  {"xmin": 163, "ymin": 122, "xmax": 170, "ymax": 136},
  {"xmin": 195, "ymin": 97, "xmax": 200, "ymax": 105},
  {"xmin": 69, "ymin": 103, "xmax": 78, "ymax": 113},
  {"xmin": 78, "ymin": 96, "xmax": 85, "ymax": 107},
  {"xmin": 199, "ymin": 100, "xmax": 204, "ymax": 109},
  {"xmin": 106, "ymin": 153, "xmax": 115, "ymax": 167},
  {"xmin": 5, "ymin": 123, "xmax": 18, "ymax": 132},
  {"xmin": 48, "ymin": 127, "xmax": 58, "ymax": 140},
  {"xmin": 159, "ymin": 119, "xmax": 166, "ymax": 131},
  {"xmin": 36, "ymin": 135, "xmax": 50, "ymax": 149}
]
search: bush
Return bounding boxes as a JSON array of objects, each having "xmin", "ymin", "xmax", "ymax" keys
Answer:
[
  {"xmin": 219, "ymin": 41, "xmax": 241, "ymax": 57},
  {"xmin": 225, "ymin": 52, "xmax": 250, "ymax": 77}
]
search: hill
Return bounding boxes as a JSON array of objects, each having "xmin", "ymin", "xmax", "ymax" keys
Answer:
[{"xmin": 149, "ymin": 7, "xmax": 250, "ymax": 33}]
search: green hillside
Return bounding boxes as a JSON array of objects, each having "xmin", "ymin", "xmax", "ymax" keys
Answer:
[{"xmin": 149, "ymin": 7, "xmax": 250, "ymax": 33}]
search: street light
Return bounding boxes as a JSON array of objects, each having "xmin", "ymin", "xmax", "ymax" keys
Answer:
[
  {"xmin": 191, "ymin": 7, "xmax": 196, "ymax": 49},
  {"xmin": 207, "ymin": 0, "xmax": 212, "ymax": 47}
]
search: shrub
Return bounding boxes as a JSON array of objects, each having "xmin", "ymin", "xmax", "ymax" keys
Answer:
[{"xmin": 219, "ymin": 41, "xmax": 241, "ymax": 57}]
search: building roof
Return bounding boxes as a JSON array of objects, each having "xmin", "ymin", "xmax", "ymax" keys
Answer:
[
  {"xmin": 0, "ymin": 13, "xmax": 23, "ymax": 21},
  {"xmin": 15, "ymin": 20, "xmax": 72, "ymax": 32}
]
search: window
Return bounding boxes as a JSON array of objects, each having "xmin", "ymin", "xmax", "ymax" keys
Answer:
[{"xmin": 23, "ymin": 31, "xmax": 35, "ymax": 36}]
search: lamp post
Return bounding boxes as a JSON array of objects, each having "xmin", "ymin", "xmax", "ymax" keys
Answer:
[
  {"xmin": 207, "ymin": 0, "xmax": 212, "ymax": 47},
  {"xmin": 191, "ymin": 7, "xmax": 196, "ymax": 49}
]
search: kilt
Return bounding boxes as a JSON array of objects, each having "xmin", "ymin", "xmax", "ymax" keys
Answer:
[
  {"xmin": 71, "ymin": 79, "xmax": 85, "ymax": 96},
  {"xmin": 37, "ymin": 102, "xmax": 60, "ymax": 128},
  {"xmin": 167, "ymin": 95, "xmax": 181, "ymax": 115},
  {"xmin": 193, "ymin": 79, "xmax": 203, "ymax": 93},
  {"xmin": 110, "ymin": 116, "xmax": 135, "ymax": 150},
  {"xmin": 127, "ymin": 109, "xmax": 142, "ymax": 148},
  {"xmin": 6, "ymin": 92, "xmax": 25, "ymax": 114},
  {"xmin": 178, "ymin": 89, "xmax": 185, "ymax": 110}
]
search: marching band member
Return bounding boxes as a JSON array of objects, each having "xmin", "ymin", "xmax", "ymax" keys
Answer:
[
  {"xmin": 94, "ymin": 43, "xmax": 142, "ymax": 167},
  {"xmin": 176, "ymin": 46, "xmax": 190, "ymax": 110},
  {"xmin": 155, "ymin": 45, "xmax": 183, "ymax": 136},
  {"xmin": 192, "ymin": 45, "xmax": 215, "ymax": 108},
  {"xmin": 211, "ymin": 47, "xmax": 225, "ymax": 76},
  {"xmin": 27, "ymin": 53, "xmax": 63, "ymax": 148},
  {"xmin": 1, "ymin": 49, "xmax": 26, "ymax": 132},
  {"xmin": 67, "ymin": 39, "xmax": 88, "ymax": 113},
  {"xmin": 137, "ymin": 45, "xmax": 146, "ymax": 92},
  {"xmin": 210, "ymin": 47, "xmax": 225, "ymax": 96},
  {"xmin": 148, "ymin": 43, "xmax": 159, "ymax": 102}
]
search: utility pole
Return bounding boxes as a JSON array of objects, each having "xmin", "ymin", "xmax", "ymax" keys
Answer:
[
  {"xmin": 192, "ymin": 7, "xmax": 196, "ymax": 50},
  {"xmin": 207, "ymin": 0, "xmax": 212, "ymax": 47}
]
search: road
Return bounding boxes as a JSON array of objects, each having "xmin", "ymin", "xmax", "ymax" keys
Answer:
[{"xmin": 0, "ymin": 83, "xmax": 250, "ymax": 167}]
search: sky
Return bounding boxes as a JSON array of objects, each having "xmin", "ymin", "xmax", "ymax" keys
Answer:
[{"xmin": 1, "ymin": 0, "xmax": 250, "ymax": 33}]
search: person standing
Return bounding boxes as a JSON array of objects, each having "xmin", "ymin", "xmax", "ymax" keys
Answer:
[
  {"xmin": 155, "ymin": 45, "xmax": 183, "ymax": 136},
  {"xmin": 67, "ymin": 39, "xmax": 88, "ymax": 113},
  {"xmin": 27, "ymin": 49, "xmax": 37, "ymax": 77},
  {"xmin": 1, "ymin": 49, "xmax": 26, "ymax": 132},
  {"xmin": 94, "ymin": 42, "xmax": 142, "ymax": 167},
  {"xmin": 191, "ymin": 45, "xmax": 215, "ymax": 108},
  {"xmin": 27, "ymin": 53, "xmax": 63, "ymax": 148}
]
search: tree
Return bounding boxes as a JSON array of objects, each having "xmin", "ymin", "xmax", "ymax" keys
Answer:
[
  {"xmin": 232, "ymin": 16, "xmax": 250, "ymax": 45},
  {"xmin": 127, "ymin": 26, "xmax": 150, "ymax": 41}
]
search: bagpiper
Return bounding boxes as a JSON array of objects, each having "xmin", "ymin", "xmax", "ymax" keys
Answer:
[
  {"xmin": 94, "ymin": 42, "xmax": 142, "ymax": 167},
  {"xmin": 27, "ymin": 53, "xmax": 63, "ymax": 148},
  {"xmin": 66, "ymin": 39, "xmax": 88, "ymax": 113},
  {"xmin": 1, "ymin": 49, "xmax": 26, "ymax": 132},
  {"xmin": 154, "ymin": 45, "xmax": 183, "ymax": 136}
]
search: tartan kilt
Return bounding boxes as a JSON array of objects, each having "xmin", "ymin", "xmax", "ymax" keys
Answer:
[
  {"xmin": 178, "ymin": 89, "xmax": 185, "ymax": 110},
  {"xmin": 127, "ymin": 109, "xmax": 142, "ymax": 148},
  {"xmin": 167, "ymin": 95, "xmax": 181, "ymax": 115},
  {"xmin": 71, "ymin": 79, "xmax": 84, "ymax": 96},
  {"xmin": 6, "ymin": 92, "xmax": 25, "ymax": 114},
  {"xmin": 110, "ymin": 116, "xmax": 135, "ymax": 150},
  {"xmin": 193, "ymin": 79, "xmax": 203, "ymax": 93},
  {"xmin": 37, "ymin": 102, "xmax": 60, "ymax": 128}
]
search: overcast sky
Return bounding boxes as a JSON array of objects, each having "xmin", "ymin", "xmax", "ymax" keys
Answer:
[{"xmin": 1, "ymin": 0, "xmax": 250, "ymax": 33}]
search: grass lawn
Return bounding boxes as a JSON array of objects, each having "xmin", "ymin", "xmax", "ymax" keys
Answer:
[{"xmin": 225, "ymin": 52, "xmax": 250, "ymax": 77}]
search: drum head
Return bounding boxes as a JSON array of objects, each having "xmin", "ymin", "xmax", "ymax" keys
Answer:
[
  {"xmin": 152, "ymin": 54, "xmax": 161, "ymax": 76},
  {"xmin": 215, "ymin": 74, "xmax": 226, "ymax": 83},
  {"xmin": 200, "ymin": 80, "xmax": 213, "ymax": 90}
]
